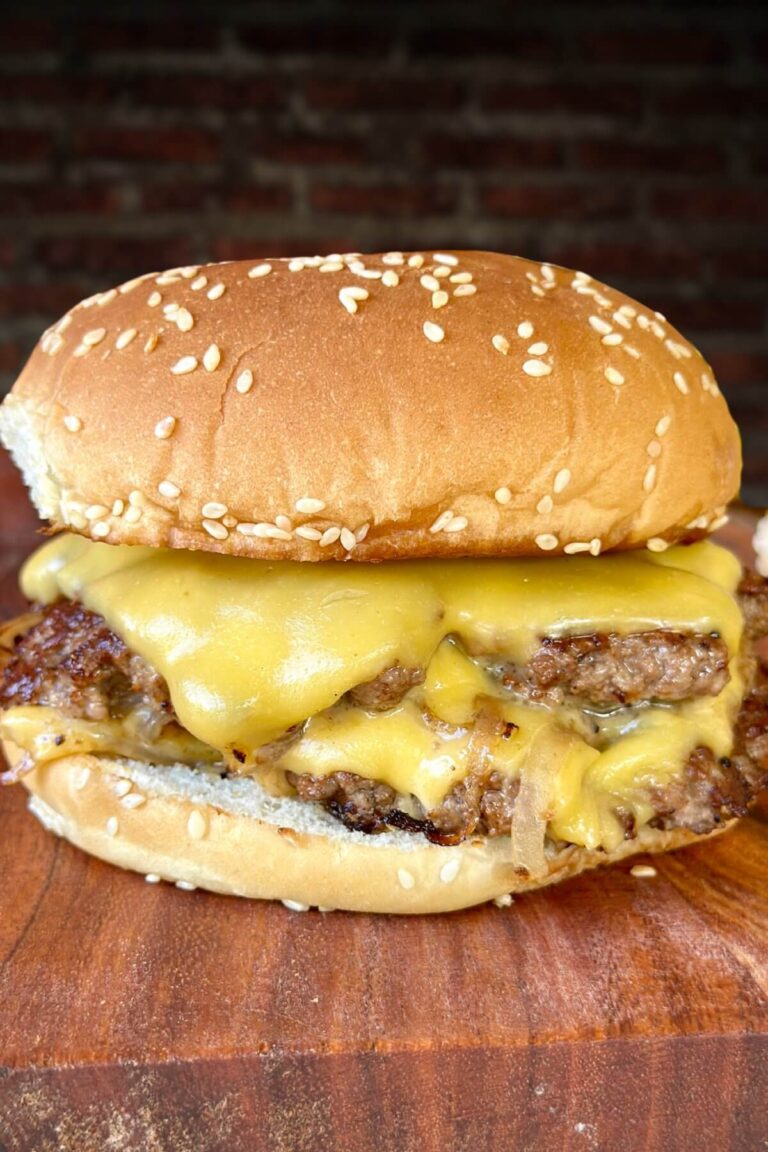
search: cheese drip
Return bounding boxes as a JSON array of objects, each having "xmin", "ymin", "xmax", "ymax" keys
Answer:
[{"xmin": 15, "ymin": 534, "xmax": 744, "ymax": 850}]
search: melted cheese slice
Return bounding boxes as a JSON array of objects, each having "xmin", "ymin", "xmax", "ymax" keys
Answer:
[{"xmin": 14, "ymin": 533, "xmax": 744, "ymax": 851}]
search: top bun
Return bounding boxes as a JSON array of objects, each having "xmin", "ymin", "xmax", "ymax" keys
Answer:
[{"xmin": 0, "ymin": 250, "xmax": 740, "ymax": 561}]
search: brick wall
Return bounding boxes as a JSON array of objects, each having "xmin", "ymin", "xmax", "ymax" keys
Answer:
[{"xmin": 0, "ymin": 0, "xmax": 766, "ymax": 501}]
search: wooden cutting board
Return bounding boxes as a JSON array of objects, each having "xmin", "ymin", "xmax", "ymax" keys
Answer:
[{"xmin": 0, "ymin": 448, "xmax": 766, "ymax": 1152}]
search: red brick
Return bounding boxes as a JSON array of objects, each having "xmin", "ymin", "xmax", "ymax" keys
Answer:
[
  {"xmin": 481, "ymin": 184, "xmax": 634, "ymax": 220},
  {"xmin": 305, "ymin": 77, "xmax": 465, "ymax": 112},
  {"xmin": 73, "ymin": 128, "xmax": 219, "ymax": 164},
  {"xmin": 553, "ymin": 242, "xmax": 703, "ymax": 281},
  {"xmin": 409, "ymin": 29, "xmax": 559, "ymax": 60},
  {"xmin": 81, "ymin": 21, "xmax": 216, "ymax": 52},
  {"xmin": 707, "ymin": 352, "xmax": 768, "ymax": 387},
  {"xmin": 0, "ymin": 129, "xmax": 53, "ymax": 162},
  {"xmin": 423, "ymin": 136, "xmax": 562, "ymax": 170},
  {"xmin": 0, "ymin": 342, "xmax": 24, "ymax": 372},
  {"xmin": 0, "ymin": 184, "xmax": 123, "ymax": 215},
  {"xmin": 0, "ymin": 20, "xmax": 54, "ymax": 52},
  {"xmin": 712, "ymin": 250, "xmax": 768, "ymax": 280},
  {"xmin": 130, "ymin": 75, "xmax": 283, "ymax": 110},
  {"xmin": 36, "ymin": 237, "xmax": 196, "ymax": 275},
  {"xmin": 0, "ymin": 75, "xmax": 65, "ymax": 103},
  {"xmin": 578, "ymin": 140, "xmax": 723, "ymax": 174},
  {"xmin": 652, "ymin": 297, "xmax": 764, "ymax": 334},
  {"xmin": 0, "ymin": 283, "xmax": 90, "ymax": 319},
  {"xmin": 219, "ymin": 184, "xmax": 295, "ymax": 213},
  {"xmin": 652, "ymin": 187, "xmax": 768, "ymax": 219},
  {"xmin": 311, "ymin": 183, "xmax": 457, "ymax": 216},
  {"xmin": 251, "ymin": 133, "xmax": 365, "ymax": 165},
  {"xmin": 0, "ymin": 239, "xmax": 18, "ymax": 266},
  {"xmin": 583, "ymin": 31, "xmax": 730, "ymax": 66},
  {"xmin": 655, "ymin": 84, "xmax": 768, "ymax": 117},
  {"xmin": 481, "ymin": 83, "xmax": 643, "ymax": 117},
  {"xmin": 209, "ymin": 237, "xmax": 354, "ymax": 263},
  {"xmin": 236, "ymin": 24, "xmax": 392, "ymax": 56}
]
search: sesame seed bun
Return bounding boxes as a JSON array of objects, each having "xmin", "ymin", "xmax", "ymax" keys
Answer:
[
  {"xmin": 0, "ymin": 251, "xmax": 740, "ymax": 560},
  {"xmin": 7, "ymin": 742, "xmax": 729, "ymax": 914}
]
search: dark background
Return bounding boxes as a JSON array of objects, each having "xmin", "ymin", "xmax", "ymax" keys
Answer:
[{"xmin": 0, "ymin": 0, "xmax": 766, "ymax": 502}]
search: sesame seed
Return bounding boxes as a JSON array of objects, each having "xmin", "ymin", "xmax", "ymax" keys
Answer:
[
  {"xmin": 382, "ymin": 270, "xmax": 400, "ymax": 287},
  {"xmin": 187, "ymin": 810, "xmax": 206, "ymax": 840},
  {"xmin": 288, "ymin": 258, "xmax": 305, "ymax": 272},
  {"xmin": 124, "ymin": 506, "xmax": 142, "ymax": 524},
  {"xmin": 340, "ymin": 527, "xmax": 357, "ymax": 551},
  {"xmin": 356, "ymin": 523, "xmax": 370, "ymax": 543},
  {"xmin": 407, "ymin": 254, "xmax": 425, "ymax": 268},
  {"xmin": 564, "ymin": 542, "xmax": 592, "ymax": 554},
  {"xmin": 145, "ymin": 873, "xmax": 161, "ymax": 884},
  {"xmin": 233, "ymin": 369, "xmax": 253, "ymax": 394},
  {"xmin": 527, "ymin": 342, "xmax": 548, "ymax": 357},
  {"xmin": 492, "ymin": 334, "xmax": 510, "ymax": 355},
  {"xmin": 112, "ymin": 499, "xmax": 124, "ymax": 516},
  {"xmin": 275, "ymin": 514, "xmax": 292, "ymax": 532},
  {"xmin": 432, "ymin": 290, "xmax": 449, "ymax": 309},
  {"xmin": 156, "ymin": 273, "xmax": 181, "ymax": 286},
  {"xmin": 420, "ymin": 274, "xmax": 440, "ymax": 292},
  {"xmin": 320, "ymin": 261, "xmax": 343, "ymax": 273},
  {"xmin": 433, "ymin": 265, "xmax": 451, "ymax": 279},
  {"xmin": 74, "ymin": 766, "xmax": 91, "ymax": 790},
  {"xmin": 163, "ymin": 303, "xmax": 179, "ymax": 318},
  {"xmin": 440, "ymin": 858, "xmax": 461, "ymax": 884},
  {"xmin": 340, "ymin": 284, "xmax": 369, "ymax": 304},
  {"xmin": 397, "ymin": 868, "xmax": 415, "ymax": 890},
  {"xmin": 207, "ymin": 283, "xmax": 226, "ymax": 301},
  {"xmin": 535, "ymin": 534, "xmax": 559, "ymax": 551},
  {"xmin": 202, "ymin": 501, "xmax": 228, "ymax": 519},
  {"xmin": 647, "ymin": 537, "xmax": 669, "ymax": 552},
  {"xmin": 647, "ymin": 439, "xmax": 662, "ymax": 458},
  {"xmin": 171, "ymin": 355, "xmax": 197, "ymax": 376},
  {"xmin": 531, "ymin": 285, "xmax": 545, "ymax": 297},
  {"xmin": 91, "ymin": 521, "xmax": 110, "ymax": 538},
  {"xmin": 602, "ymin": 333, "xmax": 623, "ymax": 346},
  {"xmin": 623, "ymin": 345, "xmax": 640, "ymax": 359},
  {"xmin": 116, "ymin": 328, "xmax": 137, "ymax": 350},
  {"xmin": 710, "ymin": 514, "xmax": 729, "ymax": 531},
  {"xmin": 637, "ymin": 315, "xmax": 650, "ymax": 330},
  {"xmin": 553, "ymin": 468, "xmax": 571, "ymax": 494},
  {"xmin": 453, "ymin": 284, "xmax": 476, "ymax": 297},
  {"xmin": 612, "ymin": 313, "xmax": 632, "ymax": 331},
  {"xmin": 295, "ymin": 525, "xmax": 322, "ymax": 541},
  {"xmin": 203, "ymin": 344, "xmax": 221, "ymax": 372},
  {"xmin": 122, "ymin": 792, "xmax": 146, "ymax": 809},
  {"xmin": 356, "ymin": 268, "xmax": 383, "ymax": 280},
  {"xmin": 63, "ymin": 414, "xmax": 82, "ymax": 432},
  {"xmin": 154, "ymin": 416, "xmax": 177, "ymax": 440},
  {"xmin": 643, "ymin": 464, "xmax": 657, "ymax": 493},
  {"xmin": 320, "ymin": 526, "xmax": 341, "ymax": 547},
  {"xmin": 444, "ymin": 515, "xmax": 468, "ymax": 533},
  {"xmin": 191, "ymin": 275, "xmax": 208, "ymax": 291},
  {"xmin": 222, "ymin": 515, "xmax": 237, "ymax": 528},
  {"xmin": 281, "ymin": 899, "xmax": 309, "ymax": 911},
  {"xmin": 673, "ymin": 372, "xmax": 689, "ymax": 395},
  {"xmin": 495, "ymin": 487, "xmax": 512, "ymax": 505},
  {"xmin": 148, "ymin": 291, "xmax": 162, "ymax": 307},
  {"xmin": 235, "ymin": 523, "xmax": 258, "ymax": 536},
  {"xmin": 655, "ymin": 415, "xmax": 672, "ymax": 436},
  {"xmin": 430, "ymin": 510, "xmax": 454, "ymax": 534},
  {"xmin": 540, "ymin": 264, "xmax": 555, "ymax": 283},
  {"xmin": 105, "ymin": 817, "xmax": 119, "ymax": 837},
  {"xmin": 433, "ymin": 252, "xmax": 458, "ymax": 266},
  {"xmin": 175, "ymin": 308, "xmax": 194, "ymax": 333},
  {"xmin": 202, "ymin": 519, "xmax": 229, "ymax": 540},
  {"xmin": 144, "ymin": 333, "xmax": 159, "ymax": 353},
  {"xmin": 340, "ymin": 294, "xmax": 358, "ymax": 315},
  {"xmin": 537, "ymin": 495, "xmax": 553, "ymax": 515},
  {"xmin": 450, "ymin": 271, "xmax": 473, "ymax": 284},
  {"xmin": 517, "ymin": 321, "xmax": 534, "ymax": 340},
  {"xmin": 618, "ymin": 304, "xmax": 637, "ymax": 317},
  {"xmin": 589, "ymin": 316, "xmax": 612, "ymax": 335},
  {"xmin": 651, "ymin": 321, "xmax": 665, "ymax": 340},
  {"xmin": 175, "ymin": 880, "xmax": 196, "ymax": 891},
  {"xmin": 523, "ymin": 360, "xmax": 552, "ymax": 377},
  {"xmin": 295, "ymin": 497, "xmax": 326, "ymax": 515},
  {"xmin": 119, "ymin": 275, "xmax": 146, "ymax": 295},
  {"xmin": 493, "ymin": 894, "xmax": 514, "ymax": 908},
  {"xmin": 630, "ymin": 864, "xmax": 657, "ymax": 878},
  {"xmin": 83, "ymin": 327, "xmax": 106, "ymax": 347},
  {"xmin": 382, "ymin": 251, "xmax": 405, "ymax": 265},
  {"xmin": 85, "ymin": 503, "xmax": 110, "ymax": 520},
  {"xmin": 423, "ymin": 321, "xmax": 445, "ymax": 344},
  {"xmin": 158, "ymin": 480, "xmax": 181, "ymax": 499},
  {"xmin": 129, "ymin": 489, "xmax": 147, "ymax": 506},
  {"xmin": 604, "ymin": 367, "xmax": 625, "ymax": 386},
  {"xmin": 589, "ymin": 538, "xmax": 602, "ymax": 556}
]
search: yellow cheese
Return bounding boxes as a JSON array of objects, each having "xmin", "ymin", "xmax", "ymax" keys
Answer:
[{"xmin": 15, "ymin": 533, "xmax": 745, "ymax": 849}]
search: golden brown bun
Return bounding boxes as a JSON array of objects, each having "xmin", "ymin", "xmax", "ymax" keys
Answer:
[
  {"xmin": 9, "ymin": 743, "xmax": 729, "ymax": 914},
  {"xmin": 0, "ymin": 251, "xmax": 739, "ymax": 561}
]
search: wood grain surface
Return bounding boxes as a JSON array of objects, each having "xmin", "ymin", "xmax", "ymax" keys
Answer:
[{"xmin": 0, "ymin": 447, "xmax": 766, "ymax": 1152}]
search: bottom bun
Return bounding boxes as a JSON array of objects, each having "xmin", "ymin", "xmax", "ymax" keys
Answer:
[{"xmin": 7, "ymin": 742, "xmax": 731, "ymax": 914}]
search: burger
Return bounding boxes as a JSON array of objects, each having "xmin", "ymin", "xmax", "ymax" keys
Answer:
[{"xmin": 0, "ymin": 250, "xmax": 766, "ymax": 914}]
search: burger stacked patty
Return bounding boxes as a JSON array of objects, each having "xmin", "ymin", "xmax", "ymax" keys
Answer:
[{"xmin": 2, "ymin": 575, "xmax": 767, "ymax": 846}]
